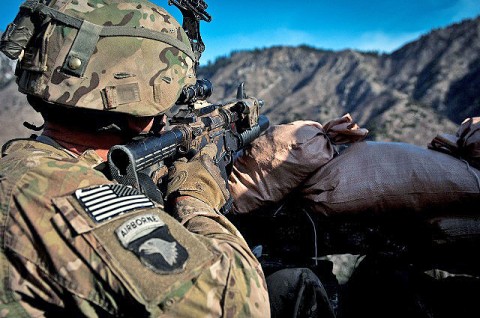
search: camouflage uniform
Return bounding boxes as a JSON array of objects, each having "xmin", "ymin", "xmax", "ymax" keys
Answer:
[
  {"xmin": 0, "ymin": 0, "xmax": 270, "ymax": 316},
  {"xmin": 0, "ymin": 137, "xmax": 270, "ymax": 317}
]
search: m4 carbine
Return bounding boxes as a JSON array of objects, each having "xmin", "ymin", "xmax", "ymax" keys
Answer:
[{"xmin": 107, "ymin": 79, "xmax": 269, "ymax": 212}]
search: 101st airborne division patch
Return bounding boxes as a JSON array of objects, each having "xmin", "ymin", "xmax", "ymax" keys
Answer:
[{"xmin": 115, "ymin": 213, "xmax": 189, "ymax": 274}]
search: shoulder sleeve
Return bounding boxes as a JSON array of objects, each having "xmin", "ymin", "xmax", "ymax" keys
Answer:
[{"xmin": 172, "ymin": 197, "xmax": 271, "ymax": 316}]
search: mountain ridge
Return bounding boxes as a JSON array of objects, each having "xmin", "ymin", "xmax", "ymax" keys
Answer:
[
  {"xmin": 1, "ymin": 15, "xmax": 479, "ymax": 146},
  {"xmin": 197, "ymin": 16, "xmax": 480, "ymax": 145}
]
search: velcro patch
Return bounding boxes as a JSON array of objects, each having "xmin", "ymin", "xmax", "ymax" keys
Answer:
[
  {"xmin": 74, "ymin": 184, "xmax": 154, "ymax": 223},
  {"xmin": 115, "ymin": 213, "xmax": 189, "ymax": 274},
  {"xmin": 103, "ymin": 83, "xmax": 141, "ymax": 109}
]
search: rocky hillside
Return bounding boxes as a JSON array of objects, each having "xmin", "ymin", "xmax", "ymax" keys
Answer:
[
  {"xmin": 1, "ymin": 16, "xmax": 479, "ymax": 146},
  {"xmin": 199, "ymin": 16, "xmax": 480, "ymax": 145},
  {"xmin": 0, "ymin": 55, "xmax": 43, "ymax": 145}
]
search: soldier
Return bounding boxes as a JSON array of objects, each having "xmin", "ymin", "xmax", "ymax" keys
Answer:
[{"xmin": 0, "ymin": 0, "xmax": 270, "ymax": 316}]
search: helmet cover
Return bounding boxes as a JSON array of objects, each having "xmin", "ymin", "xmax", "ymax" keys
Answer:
[{"xmin": 10, "ymin": 0, "xmax": 197, "ymax": 116}]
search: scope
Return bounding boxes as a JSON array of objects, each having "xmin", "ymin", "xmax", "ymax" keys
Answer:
[{"xmin": 176, "ymin": 78, "xmax": 213, "ymax": 105}]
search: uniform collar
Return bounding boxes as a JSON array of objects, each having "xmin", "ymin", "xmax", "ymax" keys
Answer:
[{"xmin": 36, "ymin": 135, "xmax": 104, "ymax": 168}]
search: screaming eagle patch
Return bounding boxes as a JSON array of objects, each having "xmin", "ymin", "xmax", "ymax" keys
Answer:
[{"xmin": 115, "ymin": 213, "xmax": 189, "ymax": 274}]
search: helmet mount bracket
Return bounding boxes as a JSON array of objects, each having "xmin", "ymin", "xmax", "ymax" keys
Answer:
[{"xmin": 168, "ymin": 0, "xmax": 211, "ymax": 71}]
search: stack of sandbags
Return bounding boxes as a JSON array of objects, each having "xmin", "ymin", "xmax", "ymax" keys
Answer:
[
  {"xmin": 300, "ymin": 141, "xmax": 480, "ymax": 217},
  {"xmin": 230, "ymin": 115, "xmax": 480, "ymax": 218},
  {"xmin": 229, "ymin": 114, "xmax": 368, "ymax": 214},
  {"xmin": 229, "ymin": 116, "xmax": 480, "ymax": 252}
]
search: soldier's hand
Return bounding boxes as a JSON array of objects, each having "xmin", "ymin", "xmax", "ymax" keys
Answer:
[{"xmin": 166, "ymin": 143, "xmax": 230, "ymax": 211}]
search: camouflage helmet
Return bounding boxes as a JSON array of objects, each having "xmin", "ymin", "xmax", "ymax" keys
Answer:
[{"xmin": 2, "ymin": 0, "xmax": 196, "ymax": 117}]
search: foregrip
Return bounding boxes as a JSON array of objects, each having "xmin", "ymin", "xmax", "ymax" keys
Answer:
[{"xmin": 239, "ymin": 115, "xmax": 269, "ymax": 147}]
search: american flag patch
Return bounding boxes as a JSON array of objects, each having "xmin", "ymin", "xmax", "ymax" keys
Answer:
[{"xmin": 74, "ymin": 184, "xmax": 155, "ymax": 223}]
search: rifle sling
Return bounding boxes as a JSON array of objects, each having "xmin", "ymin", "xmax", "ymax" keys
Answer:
[{"xmin": 138, "ymin": 172, "xmax": 165, "ymax": 205}]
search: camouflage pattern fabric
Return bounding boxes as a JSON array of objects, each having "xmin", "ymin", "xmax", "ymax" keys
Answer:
[
  {"xmin": 0, "ymin": 138, "xmax": 270, "ymax": 317},
  {"xmin": 13, "ymin": 0, "xmax": 196, "ymax": 116}
]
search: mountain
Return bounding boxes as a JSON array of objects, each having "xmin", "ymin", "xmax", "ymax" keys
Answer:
[
  {"xmin": 1, "ymin": 16, "xmax": 479, "ymax": 146},
  {"xmin": 198, "ymin": 16, "xmax": 480, "ymax": 145},
  {"xmin": 0, "ymin": 55, "xmax": 43, "ymax": 146}
]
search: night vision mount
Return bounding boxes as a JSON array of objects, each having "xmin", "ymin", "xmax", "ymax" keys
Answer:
[{"xmin": 168, "ymin": 0, "xmax": 212, "ymax": 70}]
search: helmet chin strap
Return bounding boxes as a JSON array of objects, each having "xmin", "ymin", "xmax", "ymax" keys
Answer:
[
  {"xmin": 23, "ymin": 121, "xmax": 45, "ymax": 131},
  {"xmin": 149, "ymin": 115, "xmax": 167, "ymax": 135}
]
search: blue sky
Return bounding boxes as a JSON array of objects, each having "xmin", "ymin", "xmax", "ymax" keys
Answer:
[{"xmin": 2, "ymin": 0, "xmax": 480, "ymax": 65}]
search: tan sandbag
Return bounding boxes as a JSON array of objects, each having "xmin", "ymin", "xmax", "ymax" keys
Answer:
[
  {"xmin": 301, "ymin": 141, "xmax": 480, "ymax": 217},
  {"xmin": 229, "ymin": 114, "xmax": 368, "ymax": 214},
  {"xmin": 429, "ymin": 117, "xmax": 480, "ymax": 169}
]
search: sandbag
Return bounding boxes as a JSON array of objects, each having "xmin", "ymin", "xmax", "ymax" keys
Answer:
[
  {"xmin": 229, "ymin": 115, "xmax": 368, "ymax": 214},
  {"xmin": 429, "ymin": 117, "xmax": 480, "ymax": 170},
  {"xmin": 301, "ymin": 141, "xmax": 480, "ymax": 217}
]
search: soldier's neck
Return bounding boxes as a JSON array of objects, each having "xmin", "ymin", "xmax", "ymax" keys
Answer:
[{"xmin": 42, "ymin": 121, "xmax": 126, "ymax": 162}]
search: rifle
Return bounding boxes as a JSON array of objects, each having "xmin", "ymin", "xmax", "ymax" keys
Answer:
[{"xmin": 107, "ymin": 79, "xmax": 270, "ymax": 212}]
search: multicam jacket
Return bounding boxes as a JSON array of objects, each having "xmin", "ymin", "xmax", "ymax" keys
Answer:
[{"xmin": 0, "ymin": 138, "xmax": 270, "ymax": 317}]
